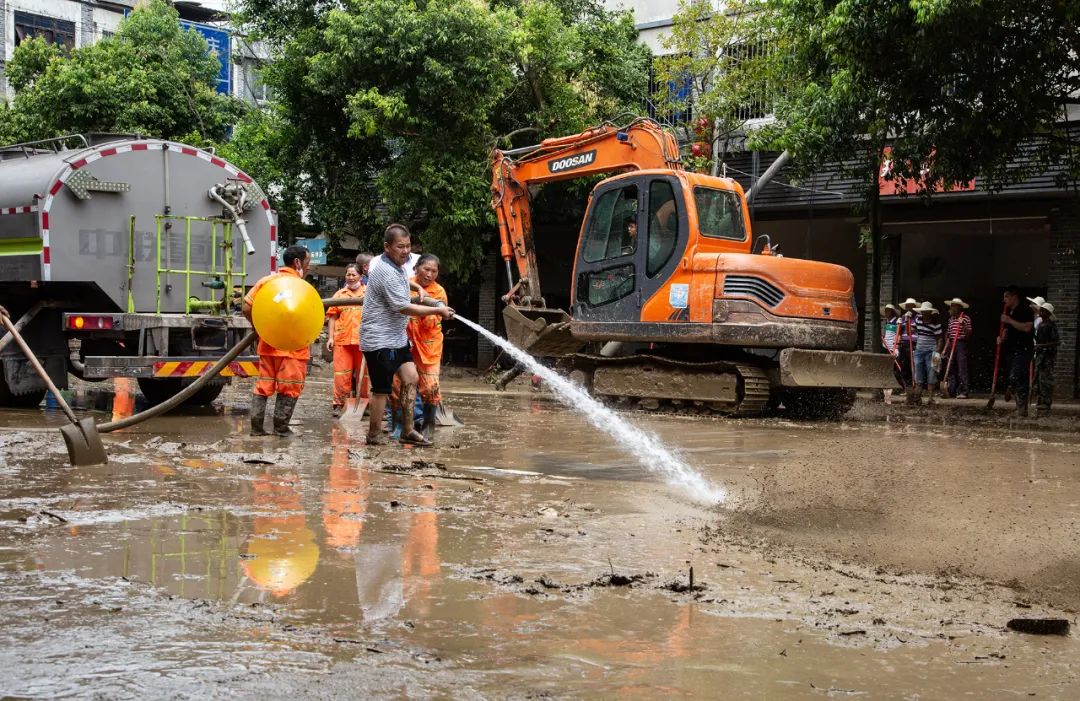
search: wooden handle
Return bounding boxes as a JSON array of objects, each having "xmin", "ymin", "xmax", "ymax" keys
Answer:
[{"xmin": 0, "ymin": 315, "xmax": 79, "ymax": 424}]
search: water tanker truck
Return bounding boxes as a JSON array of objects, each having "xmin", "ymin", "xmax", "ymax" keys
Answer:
[{"xmin": 0, "ymin": 134, "xmax": 277, "ymax": 407}]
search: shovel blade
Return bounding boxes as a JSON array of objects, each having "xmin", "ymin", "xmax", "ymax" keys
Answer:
[
  {"xmin": 434, "ymin": 404, "xmax": 464, "ymax": 427},
  {"xmin": 341, "ymin": 396, "xmax": 370, "ymax": 421},
  {"xmin": 59, "ymin": 418, "xmax": 108, "ymax": 466}
]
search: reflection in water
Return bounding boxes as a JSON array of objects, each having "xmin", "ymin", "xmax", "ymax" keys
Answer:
[
  {"xmin": 242, "ymin": 472, "xmax": 320, "ymax": 598},
  {"xmin": 111, "ymin": 378, "xmax": 137, "ymax": 421},
  {"xmin": 402, "ymin": 489, "xmax": 440, "ymax": 617},
  {"xmin": 323, "ymin": 427, "xmax": 368, "ymax": 552}
]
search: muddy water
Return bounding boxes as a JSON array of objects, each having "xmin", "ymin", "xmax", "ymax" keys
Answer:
[{"xmin": 2, "ymin": 375, "xmax": 1080, "ymax": 698}]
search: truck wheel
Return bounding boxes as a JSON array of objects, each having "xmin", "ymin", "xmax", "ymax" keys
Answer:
[
  {"xmin": 136, "ymin": 378, "xmax": 224, "ymax": 408},
  {"xmin": 0, "ymin": 369, "xmax": 46, "ymax": 408}
]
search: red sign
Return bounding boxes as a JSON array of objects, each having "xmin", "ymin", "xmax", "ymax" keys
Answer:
[{"xmin": 878, "ymin": 147, "xmax": 976, "ymax": 195}]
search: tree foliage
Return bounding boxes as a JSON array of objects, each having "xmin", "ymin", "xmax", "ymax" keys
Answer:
[
  {"xmin": 234, "ymin": 0, "xmax": 649, "ymax": 276},
  {"xmin": 654, "ymin": 0, "xmax": 775, "ymax": 171},
  {"xmin": 754, "ymin": 0, "xmax": 1080, "ymax": 190},
  {"xmin": 0, "ymin": 0, "xmax": 243, "ymax": 145}
]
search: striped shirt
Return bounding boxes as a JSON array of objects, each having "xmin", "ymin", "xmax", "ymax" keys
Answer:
[
  {"xmin": 946, "ymin": 314, "xmax": 972, "ymax": 342},
  {"xmin": 899, "ymin": 312, "xmax": 916, "ymax": 342},
  {"xmin": 914, "ymin": 317, "xmax": 942, "ymax": 352},
  {"xmin": 360, "ymin": 254, "xmax": 411, "ymax": 351},
  {"xmin": 882, "ymin": 319, "xmax": 899, "ymax": 353}
]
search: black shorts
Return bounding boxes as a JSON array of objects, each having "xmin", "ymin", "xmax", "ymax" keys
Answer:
[{"xmin": 363, "ymin": 345, "xmax": 414, "ymax": 395}]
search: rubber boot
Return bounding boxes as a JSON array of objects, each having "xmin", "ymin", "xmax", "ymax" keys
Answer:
[
  {"xmin": 273, "ymin": 395, "xmax": 298, "ymax": 436},
  {"xmin": 421, "ymin": 402, "xmax": 437, "ymax": 442},
  {"xmin": 250, "ymin": 395, "xmax": 269, "ymax": 436}
]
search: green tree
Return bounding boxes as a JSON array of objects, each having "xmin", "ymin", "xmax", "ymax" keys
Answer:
[
  {"xmin": 653, "ymin": 0, "xmax": 775, "ymax": 172},
  {"xmin": 0, "ymin": 0, "xmax": 243, "ymax": 144},
  {"xmin": 235, "ymin": 0, "xmax": 649, "ymax": 276},
  {"xmin": 748, "ymin": 0, "xmax": 1080, "ymax": 340}
]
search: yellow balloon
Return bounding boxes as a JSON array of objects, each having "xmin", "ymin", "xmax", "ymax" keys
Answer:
[{"xmin": 251, "ymin": 275, "xmax": 325, "ymax": 352}]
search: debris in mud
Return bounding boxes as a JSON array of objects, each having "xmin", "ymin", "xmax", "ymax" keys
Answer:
[
  {"xmin": 380, "ymin": 459, "xmax": 447, "ymax": 473},
  {"xmin": 242, "ymin": 455, "xmax": 277, "ymax": 465},
  {"xmin": 660, "ymin": 579, "xmax": 707, "ymax": 594},
  {"xmin": 589, "ymin": 572, "xmax": 649, "ymax": 588},
  {"xmin": 1006, "ymin": 618, "xmax": 1070, "ymax": 636}
]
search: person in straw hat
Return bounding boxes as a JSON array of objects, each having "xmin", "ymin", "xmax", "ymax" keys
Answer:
[
  {"xmin": 1033, "ymin": 300, "xmax": 1060, "ymax": 413},
  {"xmin": 1027, "ymin": 296, "xmax": 1046, "ymax": 332},
  {"xmin": 943, "ymin": 297, "xmax": 973, "ymax": 398},
  {"xmin": 897, "ymin": 297, "xmax": 919, "ymax": 392},
  {"xmin": 911, "ymin": 301, "xmax": 944, "ymax": 405},
  {"xmin": 880, "ymin": 303, "xmax": 903, "ymax": 402}
]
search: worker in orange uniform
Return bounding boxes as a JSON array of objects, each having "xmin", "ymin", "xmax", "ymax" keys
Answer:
[
  {"xmin": 326, "ymin": 262, "xmax": 367, "ymax": 418},
  {"xmin": 243, "ymin": 245, "xmax": 312, "ymax": 437},
  {"xmin": 400, "ymin": 253, "xmax": 448, "ymax": 440}
]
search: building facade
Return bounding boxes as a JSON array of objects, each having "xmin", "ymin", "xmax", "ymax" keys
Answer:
[{"xmin": 0, "ymin": 0, "xmax": 266, "ymax": 107}]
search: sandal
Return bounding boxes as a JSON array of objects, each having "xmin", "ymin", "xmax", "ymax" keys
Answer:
[
  {"xmin": 365, "ymin": 432, "xmax": 389, "ymax": 446},
  {"xmin": 399, "ymin": 430, "xmax": 432, "ymax": 447}
]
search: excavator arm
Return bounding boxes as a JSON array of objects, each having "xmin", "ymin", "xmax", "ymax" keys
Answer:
[{"xmin": 491, "ymin": 118, "xmax": 681, "ymax": 306}]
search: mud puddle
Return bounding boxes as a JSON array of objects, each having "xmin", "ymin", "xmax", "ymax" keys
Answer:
[{"xmin": 1, "ymin": 373, "xmax": 1080, "ymax": 697}]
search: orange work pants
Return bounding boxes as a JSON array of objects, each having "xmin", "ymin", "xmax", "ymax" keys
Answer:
[
  {"xmin": 332, "ymin": 344, "xmax": 368, "ymax": 407},
  {"xmin": 254, "ymin": 356, "xmax": 307, "ymax": 399},
  {"xmin": 391, "ymin": 360, "xmax": 441, "ymax": 406}
]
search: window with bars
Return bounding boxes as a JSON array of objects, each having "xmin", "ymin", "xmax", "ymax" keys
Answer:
[
  {"xmin": 14, "ymin": 11, "xmax": 76, "ymax": 51},
  {"xmin": 646, "ymin": 56, "xmax": 693, "ymax": 129},
  {"xmin": 724, "ymin": 38, "xmax": 773, "ymax": 122}
]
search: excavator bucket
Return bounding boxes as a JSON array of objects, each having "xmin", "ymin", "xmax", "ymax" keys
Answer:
[
  {"xmin": 501, "ymin": 306, "xmax": 583, "ymax": 357},
  {"xmin": 778, "ymin": 348, "xmax": 898, "ymax": 389}
]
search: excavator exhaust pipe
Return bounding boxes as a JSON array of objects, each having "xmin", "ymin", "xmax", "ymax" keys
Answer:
[{"xmin": 778, "ymin": 348, "xmax": 898, "ymax": 389}]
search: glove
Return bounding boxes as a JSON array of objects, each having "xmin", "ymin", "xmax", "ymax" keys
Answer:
[{"xmin": 931, "ymin": 351, "xmax": 942, "ymax": 371}]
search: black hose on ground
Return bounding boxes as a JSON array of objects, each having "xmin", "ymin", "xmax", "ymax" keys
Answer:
[
  {"xmin": 98, "ymin": 330, "xmax": 258, "ymax": 433},
  {"xmin": 97, "ymin": 297, "xmax": 361, "ymax": 433}
]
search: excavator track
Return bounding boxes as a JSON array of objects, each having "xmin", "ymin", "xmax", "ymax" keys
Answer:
[{"xmin": 565, "ymin": 353, "xmax": 773, "ymax": 417}]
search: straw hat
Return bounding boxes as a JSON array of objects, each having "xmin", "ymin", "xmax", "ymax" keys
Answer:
[
  {"xmin": 880, "ymin": 303, "xmax": 900, "ymax": 315},
  {"xmin": 914, "ymin": 301, "xmax": 938, "ymax": 314},
  {"xmin": 943, "ymin": 297, "xmax": 969, "ymax": 309},
  {"xmin": 1027, "ymin": 296, "xmax": 1045, "ymax": 308},
  {"xmin": 899, "ymin": 297, "xmax": 919, "ymax": 310},
  {"xmin": 1037, "ymin": 301, "xmax": 1056, "ymax": 320}
]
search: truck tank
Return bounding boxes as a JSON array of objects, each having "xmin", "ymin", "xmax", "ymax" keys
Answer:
[
  {"xmin": 0, "ymin": 134, "xmax": 277, "ymax": 407},
  {"xmin": 0, "ymin": 134, "xmax": 275, "ymax": 311}
]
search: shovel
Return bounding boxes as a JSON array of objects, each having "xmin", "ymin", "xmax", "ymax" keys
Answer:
[
  {"xmin": 0, "ymin": 314, "xmax": 107, "ymax": 466},
  {"xmin": 341, "ymin": 355, "xmax": 370, "ymax": 421},
  {"xmin": 986, "ymin": 304, "xmax": 1008, "ymax": 410},
  {"xmin": 434, "ymin": 403, "xmax": 464, "ymax": 427}
]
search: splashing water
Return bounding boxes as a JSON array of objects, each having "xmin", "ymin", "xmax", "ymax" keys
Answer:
[{"xmin": 456, "ymin": 316, "xmax": 726, "ymax": 503}]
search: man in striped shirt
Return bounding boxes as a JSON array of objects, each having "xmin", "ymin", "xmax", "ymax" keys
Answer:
[
  {"xmin": 910, "ymin": 301, "xmax": 945, "ymax": 405},
  {"xmin": 943, "ymin": 298, "xmax": 973, "ymax": 398},
  {"xmin": 361, "ymin": 224, "xmax": 454, "ymax": 446}
]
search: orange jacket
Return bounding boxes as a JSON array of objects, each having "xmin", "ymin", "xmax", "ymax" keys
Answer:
[
  {"xmin": 326, "ymin": 284, "xmax": 365, "ymax": 347},
  {"xmin": 245, "ymin": 267, "xmax": 311, "ymax": 360},
  {"xmin": 407, "ymin": 278, "xmax": 447, "ymax": 366}
]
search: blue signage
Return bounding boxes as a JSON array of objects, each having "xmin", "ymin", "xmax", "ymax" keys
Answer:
[
  {"xmin": 180, "ymin": 20, "xmax": 231, "ymax": 96},
  {"xmin": 277, "ymin": 238, "xmax": 328, "ymax": 267},
  {"xmin": 123, "ymin": 10, "xmax": 232, "ymax": 96}
]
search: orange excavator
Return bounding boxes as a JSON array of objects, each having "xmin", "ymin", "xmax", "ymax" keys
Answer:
[{"xmin": 490, "ymin": 117, "xmax": 896, "ymax": 417}]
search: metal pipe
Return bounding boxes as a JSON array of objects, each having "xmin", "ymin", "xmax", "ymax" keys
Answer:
[
  {"xmin": 208, "ymin": 186, "xmax": 255, "ymax": 255},
  {"xmin": 0, "ymin": 302, "xmax": 44, "ymax": 354},
  {"xmin": 745, "ymin": 150, "xmax": 791, "ymax": 204}
]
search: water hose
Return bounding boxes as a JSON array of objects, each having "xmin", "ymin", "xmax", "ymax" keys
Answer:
[
  {"xmin": 98, "ymin": 329, "xmax": 257, "ymax": 432},
  {"xmin": 98, "ymin": 296, "xmax": 363, "ymax": 433}
]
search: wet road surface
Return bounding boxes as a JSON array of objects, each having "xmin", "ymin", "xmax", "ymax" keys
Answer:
[{"xmin": 2, "ymin": 373, "xmax": 1080, "ymax": 698}]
